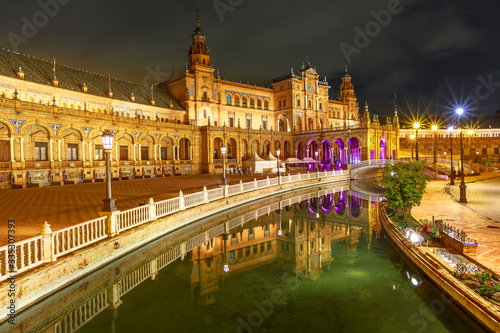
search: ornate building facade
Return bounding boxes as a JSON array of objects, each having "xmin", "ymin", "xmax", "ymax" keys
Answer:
[{"xmin": 0, "ymin": 18, "xmax": 399, "ymax": 188}]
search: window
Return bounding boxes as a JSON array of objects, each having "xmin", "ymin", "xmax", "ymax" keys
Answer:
[
  {"xmin": 297, "ymin": 99, "xmax": 301, "ymax": 107},
  {"xmin": 229, "ymin": 117, "xmax": 234, "ymax": 127},
  {"xmin": 283, "ymin": 99, "xmax": 286, "ymax": 107},
  {"xmin": 141, "ymin": 146, "xmax": 149, "ymax": 160},
  {"xmin": 120, "ymin": 145, "xmax": 128, "ymax": 160},
  {"xmin": 264, "ymin": 100, "xmax": 269, "ymax": 110},
  {"xmin": 202, "ymin": 91, "xmax": 208, "ymax": 102},
  {"xmin": 235, "ymin": 95, "xmax": 240, "ymax": 106},
  {"xmin": 482, "ymin": 148, "xmax": 487, "ymax": 155},
  {"xmin": 246, "ymin": 119, "xmax": 251, "ymax": 129},
  {"xmin": 242, "ymin": 97, "xmax": 247, "ymax": 107},
  {"xmin": 262, "ymin": 120, "xmax": 267, "ymax": 130},
  {"xmin": 161, "ymin": 147, "xmax": 167, "ymax": 160},
  {"xmin": 250, "ymin": 98, "xmax": 255, "ymax": 108},
  {"xmin": 67, "ymin": 144, "xmax": 78, "ymax": 161},
  {"xmin": 0, "ymin": 141, "xmax": 9, "ymax": 162},
  {"xmin": 35, "ymin": 142, "xmax": 48, "ymax": 161},
  {"xmin": 226, "ymin": 94, "xmax": 231, "ymax": 105},
  {"xmin": 257, "ymin": 100, "xmax": 262, "ymax": 109},
  {"xmin": 279, "ymin": 101, "xmax": 282, "ymax": 108},
  {"xmin": 495, "ymin": 147, "xmax": 499, "ymax": 155},
  {"xmin": 94, "ymin": 145, "xmax": 104, "ymax": 161},
  {"xmin": 267, "ymin": 241, "xmax": 271, "ymax": 251}
]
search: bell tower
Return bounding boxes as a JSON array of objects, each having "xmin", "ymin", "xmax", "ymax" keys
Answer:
[
  {"xmin": 338, "ymin": 64, "xmax": 359, "ymax": 122},
  {"xmin": 187, "ymin": 15, "xmax": 212, "ymax": 71}
]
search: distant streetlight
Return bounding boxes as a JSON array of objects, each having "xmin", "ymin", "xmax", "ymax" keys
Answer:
[
  {"xmin": 410, "ymin": 134, "xmax": 416, "ymax": 160},
  {"xmin": 448, "ymin": 126, "xmax": 455, "ymax": 185},
  {"xmin": 432, "ymin": 125, "xmax": 438, "ymax": 179},
  {"xmin": 276, "ymin": 149, "xmax": 281, "ymax": 177},
  {"xmin": 101, "ymin": 130, "xmax": 116, "ymax": 212},
  {"xmin": 315, "ymin": 150, "xmax": 319, "ymax": 172},
  {"xmin": 456, "ymin": 108, "xmax": 467, "ymax": 203},
  {"xmin": 221, "ymin": 145, "xmax": 227, "ymax": 185},
  {"xmin": 223, "ymin": 233, "xmax": 229, "ymax": 274},
  {"xmin": 413, "ymin": 122, "xmax": 420, "ymax": 161},
  {"xmin": 467, "ymin": 129, "xmax": 473, "ymax": 165}
]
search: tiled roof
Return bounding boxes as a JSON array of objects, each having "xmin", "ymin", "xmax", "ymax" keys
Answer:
[{"xmin": 0, "ymin": 48, "xmax": 184, "ymax": 111}]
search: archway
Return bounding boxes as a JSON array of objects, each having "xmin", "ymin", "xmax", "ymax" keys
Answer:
[
  {"xmin": 297, "ymin": 141, "xmax": 306, "ymax": 159},
  {"xmin": 348, "ymin": 137, "xmax": 360, "ymax": 164},
  {"xmin": 320, "ymin": 139, "xmax": 331, "ymax": 171},
  {"xmin": 179, "ymin": 138, "xmax": 191, "ymax": 160},
  {"xmin": 333, "ymin": 139, "xmax": 344, "ymax": 170},
  {"xmin": 283, "ymin": 140, "xmax": 292, "ymax": 160},
  {"xmin": 213, "ymin": 138, "xmax": 223, "ymax": 160},
  {"xmin": 380, "ymin": 138, "xmax": 387, "ymax": 159},
  {"xmin": 251, "ymin": 139, "xmax": 259, "ymax": 156},
  {"xmin": 262, "ymin": 140, "xmax": 271, "ymax": 157},
  {"xmin": 296, "ymin": 116, "xmax": 303, "ymax": 131}
]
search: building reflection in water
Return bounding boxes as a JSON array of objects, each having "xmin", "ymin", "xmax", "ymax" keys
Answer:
[
  {"xmin": 3, "ymin": 185, "xmax": 383, "ymax": 333},
  {"xmin": 190, "ymin": 190, "xmax": 381, "ymax": 307}
]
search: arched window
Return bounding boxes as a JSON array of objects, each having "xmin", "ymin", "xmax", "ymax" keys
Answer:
[
  {"xmin": 264, "ymin": 100, "xmax": 269, "ymax": 109},
  {"xmin": 235, "ymin": 95, "xmax": 240, "ymax": 106},
  {"xmin": 257, "ymin": 99, "xmax": 262, "ymax": 109},
  {"xmin": 242, "ymin": 97, "xmax": 247, "ymax": 107},
  {"xmin": 226, "ymin": 94, "xmax": 231, "ymax": 105},
  {"xmin": 250, "ymin": 98, "xmax": 255, "ymax": 108}
]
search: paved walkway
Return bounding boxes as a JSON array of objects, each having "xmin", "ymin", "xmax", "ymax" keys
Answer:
[
  {"xmin": 0, "ymin": 173, "xmax": 268, "ymax": 245},
  {"xmin": 412, "ymin": 171, "xmax": 500, "ymax": 275}
]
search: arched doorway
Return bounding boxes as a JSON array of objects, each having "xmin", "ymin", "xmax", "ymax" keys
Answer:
[
  {"xmin": 333, "ymin": 139, "xmax": 344, "ymax": 169},
  {"xmin": 321, "ymin": 139, "xmax": 331, "ymax": 171},
  {"xmin": 380, "ymin": 138, "xmax": 387, "ymax": 159},
  {"xmin": 348, "ymin": 137, "xmax": 360, "ymax": 164},
  {"xmin": 213, "ymin": 138, "xmax": 223, "ymax": 160}
]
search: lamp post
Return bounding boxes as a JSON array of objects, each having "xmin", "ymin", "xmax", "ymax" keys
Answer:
[
  {"xmin": 278, "ymin": 209, "xmax": 282, "ymax": 237},
  {"xmin": 467, "ymin": 129, "xmax": 473, "ymax": 165},
  {"xmin": 223, "ymin": 233, "xmax": 229, "ymax": 274},
  {"xmin": 221, "ymin": 145, "xmax": 227, "ymax": 185},
  {"xmin": 413, "ymin": 122, "xmax": 420, "ymax": 161},
  {"xmin": 410, "ymin": 134, "xmax": 415, "ymax": 160},
  {"xmin": 457, "ymin": 108, "xmax": 467, "ymax": 203},
  {"xmin": 315, "ymin": 150, "xmax": 319, "ymax": 172},
  {"xmin": 101, "ymin": 130, "xmax": 116, "ymax": 212},
  {"xmin": 330, "ymin": 147, "xmax": 335, "ymax": 171},
  {"xmin": 276, "ymin": 148, "xmax": 281, "ymax": 177},
  {"xmin": 448, "ymin": 126, "xmax": 455, "ymax": 185},
  {"xmin": 432, "ymin": 125, "xmax": 438, "ymax": 179}
]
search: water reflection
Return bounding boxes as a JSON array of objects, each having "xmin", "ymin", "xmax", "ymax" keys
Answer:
[{"xmin": 1, "ymin": 184, "xmax": 478, "ymax": 333}]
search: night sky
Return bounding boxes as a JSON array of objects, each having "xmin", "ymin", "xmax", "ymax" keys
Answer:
[{"xmin": 1, "ymin": 0, "xmax": 499, "ymax": 120}]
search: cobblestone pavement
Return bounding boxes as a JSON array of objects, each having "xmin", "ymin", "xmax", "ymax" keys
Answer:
[
  {"xmin": 448, "ymin": 175, "xmax": 500, "ymax": 224},
  {"xmin": 0, "ymin": 173, "xmax": 267, "ymax": 244},
  {"xmin": 412, "ymin": 172, "xmax": 500, "ymax": 275}
]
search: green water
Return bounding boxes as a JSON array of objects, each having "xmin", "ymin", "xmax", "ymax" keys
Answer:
[{"xmin": 80, "ymin": 231, "xmax": 478, "ymax": 333}]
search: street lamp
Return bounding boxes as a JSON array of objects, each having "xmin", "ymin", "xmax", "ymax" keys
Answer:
[
  {"xmin": 101, "ymin": 130, "xmax": 116, "ymax": 212},
  {"xmin": 467, "ymin": 129, "xmax": 473, "ymax": 165},
  {"xmin": 315, "ymin": 150, "xmax": 319, "ymax": 172},
  {"xmin": 413, "ymin": 122, "xmax": 420, "ymax": 161},
  {"xmin": 276, "ymin": 148, "xmax": 281, "ymax": 177},
  {"xmin": 223, "ymin": 233, "xmax": 229, "ymax": 273},
  {"xmin": 410, "ymin": 134, "xmax": 415, "ymax": 160},
  {"xmin": 432, "ymin": 125, "xmax": 438, "ymax": 179},
  {"xmin": 221, "ymin": 145, "xmax": 227, "ymax": 185},
  {"xmin": 448, "ymin": 126, "xmax": 455, "ymax": 185},
  {"xmin": 456, "ymin": 108, "xmax": 467, "ymax": 203}
]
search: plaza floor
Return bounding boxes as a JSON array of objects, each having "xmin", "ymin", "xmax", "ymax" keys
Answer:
[
  {"xmin": 0, "ymin": 173, "xmax": 267, "ymax": 244},
  {"xmin": 412, "ymin": 171, "xmax": 500, "ymax": 275}
]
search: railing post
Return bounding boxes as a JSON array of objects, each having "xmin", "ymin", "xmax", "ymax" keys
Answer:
[
  {"xmin": 148, "ymin": 197, "xmax": 156, "ymax": 220},
  {"xmin": 150, "ymin": 259, "xmax": 158, "ymax": 280},
  {"xmin": 224, "ymin": 185, "xmax": 229, "ymax": 198},
  {"xmin": 278, "ymin": 175, "xmax": 282, "ymax": 185},
  {"xmin": 203, "ymin": 186, "xmax": 209, "ymax": 203},
  {"xmin": 267, "ymin": 176, "xmax": 270, "ymax": 187},
  {"xmin": 254, "ymin": 178, "xmax": 257, "ymax": 190},
  {"xmin": 39, "ymin": 222, "xmax": 55, "ymax": 263},
  {"xmin": 99, "ymin": 210, "xmax": 120, "ymax": 237},
  {"xmin": 179, "ymin": 190, "xmax": 186, "ymax": 210},
  {"xmin": 240, "ymin": 179, "xmax": 244, "ymax": 192},
  {"xmin": 108, "ymin": 281, "xmax": 123, "ymax": 309},
  {"xmin": 180, "ymin": 242, "xmax": 186, "ymax": 260},
  {"xmin": 288, "ymin": 174, "xmax": 291, "ymax": 183}
]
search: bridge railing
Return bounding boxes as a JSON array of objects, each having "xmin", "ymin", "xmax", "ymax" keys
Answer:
[
  {"xmin": 351, "ymin": 159, "xmax": 397, "ymax": 169},
  {"xmin": 0, "ymin": 170, "xmax": 349, "ymax": 282}
]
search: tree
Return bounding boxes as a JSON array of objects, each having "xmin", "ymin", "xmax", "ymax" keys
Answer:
[
  {"xmin": 479, "ymin": 156, "xmax": 493, "ymax": 168},
  {"xmin": 379, "ymin": 161, "xmax": 431, "ymax": 221}
]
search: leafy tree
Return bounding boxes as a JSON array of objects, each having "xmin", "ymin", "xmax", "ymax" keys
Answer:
[
  {"xmin": 479, "ymin": 156, "xmax": 493, "ymax": 167},
  {"xmin": 379, "ymin": 161, "xmax": 431, "ymax": 221}
]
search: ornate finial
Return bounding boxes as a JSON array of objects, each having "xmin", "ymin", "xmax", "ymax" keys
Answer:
[
  {"xmin": 365, "ymin": 101, "xmax": 368, "ymax": 111},
  {"xmin": 196, "ymin": 9, "xmax": 200, "ymax": 29},
  {"xmin": 345, "ymin": 61, "xmax": 348, "ymax": 73},
  {"xmin": 393, "ymin": 92, "xmax": 398, "ymax": 117},
  {"xmin": 291, "ymin": 67, "xmax": 294, "ymax": 74}
]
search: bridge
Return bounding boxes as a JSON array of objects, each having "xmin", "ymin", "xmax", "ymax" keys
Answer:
[{"xmin": 350, "ymin": 159, "xmax": 399, "ymax": 179}]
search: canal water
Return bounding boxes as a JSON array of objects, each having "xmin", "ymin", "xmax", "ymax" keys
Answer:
[{"xmin": 3, "ymin": 183, "xmax": 482, "ymax": 333}]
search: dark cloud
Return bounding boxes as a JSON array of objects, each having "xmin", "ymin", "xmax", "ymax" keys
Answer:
[{"xmin": 1, "ymin": 0, "xmax": 499, "ymax": 117}]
